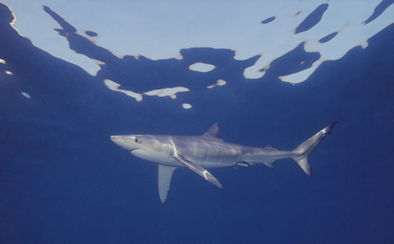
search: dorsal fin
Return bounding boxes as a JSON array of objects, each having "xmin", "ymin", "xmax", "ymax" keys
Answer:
[{"xmin": 203, "ymin": 123, "xmax": 220, "ymax": 138}]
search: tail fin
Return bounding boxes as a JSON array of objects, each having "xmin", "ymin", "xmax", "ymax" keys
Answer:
[{"xmin": 292, "ymin": 122, "xmax": 337, "ymax": 175}]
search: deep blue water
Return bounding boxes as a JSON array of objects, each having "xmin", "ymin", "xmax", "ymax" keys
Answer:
[{"xmin": 1, "ymin": 3, "xmax": 394, "ymax": 244}]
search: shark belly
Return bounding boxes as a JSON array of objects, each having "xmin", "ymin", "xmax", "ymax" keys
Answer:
[
  {"xmin": 187, "ymin": 157, "xmax": 238, "ymax": 168},
  {"xmin": 131, "ymin": 149, "xmax": 180, "ymax": 166}
]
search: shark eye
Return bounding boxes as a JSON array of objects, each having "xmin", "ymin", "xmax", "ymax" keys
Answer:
[{"xmin": 134, "ymin": 137, "xmax": 140, "ymax": 143}]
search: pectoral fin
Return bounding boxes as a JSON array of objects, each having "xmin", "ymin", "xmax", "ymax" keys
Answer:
[
  {"xmin": 158, "ymin": 165, "xmax": 176, "ymax": 203},
  {"xmin": 173, "ymin": 154, "xmax": 222, "ymax": 189}
]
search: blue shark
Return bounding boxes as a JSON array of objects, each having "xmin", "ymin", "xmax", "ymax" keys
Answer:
[{"xmin": 111, "ymin": 122, "xmax": 336, "ymax": 203}]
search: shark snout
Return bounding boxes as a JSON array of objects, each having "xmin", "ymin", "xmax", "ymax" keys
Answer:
[
  {"xmin": 110, "ymin": 135, "xmax": 138, "ymax": 151},
  {"xmin": 110, "ymin": 135, "xmax": 125, "ymax": 146},
  {"xmin": 110, "ymin": 135, "xmax": 119, "ymax": 142}
]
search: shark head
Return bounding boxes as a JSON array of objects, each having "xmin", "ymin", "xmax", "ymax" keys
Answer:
[
  {"xmin": 110, "ymin": 135, "xmax": 145, "ymax": 151},
  {"xmin": 110, "ymin": 135, "xmax": 173, "ymax": 163}
]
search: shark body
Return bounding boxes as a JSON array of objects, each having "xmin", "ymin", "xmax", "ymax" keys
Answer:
[{"xmin": 111, "ymin": 122, "xmax": 336, "ymax": 203}]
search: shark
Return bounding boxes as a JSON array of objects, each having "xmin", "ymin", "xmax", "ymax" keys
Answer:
[{"xmin": 110, "ymin": 122, "xmax": 336, "ymax": 203}]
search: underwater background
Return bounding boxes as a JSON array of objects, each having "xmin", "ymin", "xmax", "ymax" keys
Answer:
[{"xmin": 1, "ymin": 1, "xmax": 394, "ymax": 243}]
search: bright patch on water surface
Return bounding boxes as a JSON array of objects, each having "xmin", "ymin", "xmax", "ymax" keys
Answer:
[
  {"xmin": 207, "ymin": 79, "xmax": 227, "ymax": 89},
  {"xmin": 104, "ymin": 79, "xmax": 143, "ymax": 102},
  {"xmin": 144, "ymin": 87, "xmax": 190, "ymax": 99},
  {"xmin": 104, "ymin": 79, "xmax": 190, "ymax": 107},
  {"xmin": 189, "ymin": 63, "xmax": 215, "ymax": 72},
  {"xmin": 20, "ymin": 91, "xmax": 31, "ymax": 99},
  {"xmin": 182, "ymin": 103, "xmax": 192, "ymax": 109},
  {"xmin": 3, "ymin": 0, "xmax": 393, "ymax": 83}
]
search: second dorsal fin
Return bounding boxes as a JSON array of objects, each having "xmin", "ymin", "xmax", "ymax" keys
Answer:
[{"xmin": 203, "ymin": 123, "xmax": 220, "ymax": 138}]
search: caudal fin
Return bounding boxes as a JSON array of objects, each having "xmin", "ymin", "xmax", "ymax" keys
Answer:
[{"xmin": 292, "ymin": 122, "xmax": 337, "ymax": 175}]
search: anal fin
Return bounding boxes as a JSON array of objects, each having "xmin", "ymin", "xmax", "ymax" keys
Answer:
[
  {"xmin": 236, "ymin": 161, "xmax": 250, "ymax": 167},
  {"xmin": 264, "ymin": 161, "xmax": 275, "ymax": 168}
]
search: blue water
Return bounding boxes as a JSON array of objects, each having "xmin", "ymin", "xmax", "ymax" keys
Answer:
[{"xmin": 1, "ymin": 3, "xmax": 394, "ymax": 243}]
